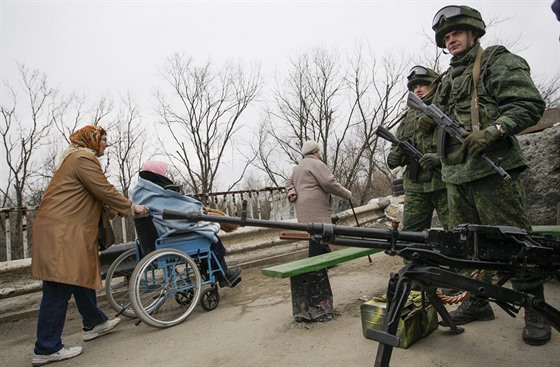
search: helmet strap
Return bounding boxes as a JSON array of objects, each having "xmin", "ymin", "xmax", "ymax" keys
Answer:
[
  {"xmin": 423, "ymin": 83, "xmax": 437, "ymax": 99},
  {"xmin": 465, "ymin": 30, "xmax": 478, "ymax": 52}
]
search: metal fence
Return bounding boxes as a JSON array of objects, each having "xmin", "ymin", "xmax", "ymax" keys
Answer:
[{"xmin": 0, "ymin": 187, "xmax": 290, "ymax": 262}]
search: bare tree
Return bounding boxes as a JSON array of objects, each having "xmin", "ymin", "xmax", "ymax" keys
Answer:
[
  {"xmin": 253, "ymin": 46, "xmax": 407, "ymax": 204},
  {"xmin": 343, "ymin": 47, "xmax": 409, "ymax": 202},
  {"xmin": 107, "ymin": 93, "xmax": 153, "ymax": 197},
  {"xmin": 25, "ymin": 93, "xmax": 118, "ymax": 206},
  {"xmin": 253, "ymin": 47, "xmax": 351, "ymax": 189},
  {"xmin": 155, "ymin": 54, "xmax": 261, "ymax": 194},
  {"xmin": 50, "ymin": 92, "xmax": 114, "ymax": 144},
  {"xmin": 248, "ymin": 121, "xmax": 290, "ymax": 187},
  {"xmin": 268, "ymin": 48, "xmax": 348, "ymax": 166},
  {"xmin": 1, "ymin": 63, "xmax": 55, "ymax": 208},
  {"xmin": 0, "ymin": 63, "xmax": 59, "ymax": 259},
  {"xmin": 535, "ymin": 72, "xmax": 560, "ymax": 108}
]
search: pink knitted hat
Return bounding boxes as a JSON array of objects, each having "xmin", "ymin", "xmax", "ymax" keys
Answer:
[{"xmin": 141, "ymin": 160, "xmax": 169, "ymax": 177}]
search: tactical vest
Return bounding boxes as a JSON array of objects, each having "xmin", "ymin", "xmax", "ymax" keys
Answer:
[
  {"xmin": 396, "ymin": 94, "xmax": 446, "ymax": 193},
  {"xmin": 432, "ymin": 43, "xmax": 543, "ymax": 185}
]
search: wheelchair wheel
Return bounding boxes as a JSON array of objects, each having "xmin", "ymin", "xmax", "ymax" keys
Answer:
[
  {"xmin": 105, "ymin": 248, "xmax": 137, "ymax": 318},
  {"xmin": 129, "ymin": 248, "xmax": 202, "ymax": 328},
  {"xmin": 175, "ymin": 289, "xmax": 195, "ymax": 306},
  {"xmin": 200, "ymin": 286, "xmax": 220, "ymax": 311}
]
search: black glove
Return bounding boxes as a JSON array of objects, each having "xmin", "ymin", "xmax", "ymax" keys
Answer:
[
  {"xmin": 387, "ymin": 149, "xmax": 403, "ymax": 169},
  {"xmin": 418, "ymin": 116, "xmax": 436, "ymax": 133},
  {"xmin": 418, "ymin": 153, "xmax": 441, "ymax": 171},
  {"xmin": 463, "ymin": 126, "xmax": 502, "ymax": 157}
]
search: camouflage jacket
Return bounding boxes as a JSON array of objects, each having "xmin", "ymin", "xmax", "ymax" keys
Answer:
[
  {"xmin": 432, "ymin": 42, "xmax": 545, "ymax": 185},
  {"xmin": 391, "ymin": 93, "xmax": 446, "ymax": 193}
]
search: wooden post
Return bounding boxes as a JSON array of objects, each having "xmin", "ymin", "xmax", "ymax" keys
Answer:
[
  {"xmin": 121, "ymin": 216, "xmax": 127, "ymax": 243},
  {"xmin": 4, "ymin": 211, "xmax": 11, "ymax": 261},
  {"xmin": 21, "ymin": 208, "xmax": 29, "ymax": 258}
]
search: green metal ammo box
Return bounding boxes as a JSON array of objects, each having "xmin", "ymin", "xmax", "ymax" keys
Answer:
[{"xmin": 360, "ymin": 291, "xmax": 439, "ymax": 348}]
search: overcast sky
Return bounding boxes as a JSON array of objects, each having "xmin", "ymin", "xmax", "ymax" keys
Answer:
[
  {"xmin": 2, "ymin": 1, "xmax": 558, "ymax": 105},
  {"xmin": 1, "ymin": 0, "xmax": 559, "ymax": 189}
]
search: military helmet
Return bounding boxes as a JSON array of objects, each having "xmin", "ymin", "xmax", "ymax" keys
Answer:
[
  {"xmin": 432, "ymin": 5, "xmax": 486, "ymax": 48},
  {"xmin": 406, "ymin": 65, "xmax": 439, "ymax": 91}
]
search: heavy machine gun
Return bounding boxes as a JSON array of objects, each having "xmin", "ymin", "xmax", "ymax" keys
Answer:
[{"xmin": 162, "ymin": 208, "xmax": 560, "ymax": 367}]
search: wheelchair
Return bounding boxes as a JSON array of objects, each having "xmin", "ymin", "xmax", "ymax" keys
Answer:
[{"xmin": 104, "ymin": 215, "xmax": 227, "ymax": 328}]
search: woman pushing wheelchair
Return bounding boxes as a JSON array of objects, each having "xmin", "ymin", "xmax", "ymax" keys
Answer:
[{"xmin": 131, "ymin": 160, "xmax": 242, "ymax": 288}]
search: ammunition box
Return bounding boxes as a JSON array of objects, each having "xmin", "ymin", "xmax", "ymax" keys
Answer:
[{"xmin": 360, "ymin": 291, "xmax": 438, "ymax": 348}]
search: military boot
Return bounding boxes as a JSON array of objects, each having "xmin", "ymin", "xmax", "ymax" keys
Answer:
[
  {"xmin": 522, "ymin": 286, "xmax": 551, "ymax": 346},
  {"xmin": 441, "ymin": 296, "xmax": 495, "ymax": 326},
  {"xmin": 523, "ymin": 308, "xmax": 551, "ymax": 345}
]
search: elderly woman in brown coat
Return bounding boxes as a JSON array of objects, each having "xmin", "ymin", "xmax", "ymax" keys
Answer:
[
  {"xmin": 30, "ymin": 125, "xmax": 148, "ymax": 366},
  {"xmin": 285, "ymin": 140, "xmax": 353, "ymax": 257}
]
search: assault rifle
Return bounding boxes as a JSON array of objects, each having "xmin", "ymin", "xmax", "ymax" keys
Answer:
[
  {"xmin": 406, "ymin": 92, "xmax": 511, "ymax": 180},
  {"xmin": 375, "ymin": 125, "xmax": 442, "ymax": 178},
  {"xmin": 162, "ymin": 208, "xmax": 560, "ymax": 367}
]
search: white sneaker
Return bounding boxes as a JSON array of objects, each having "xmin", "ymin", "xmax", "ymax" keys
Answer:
[
  {"xmin": 32, "ymin": 346, "xmax": 82, "ymax": 366},
  {"xmin": 83, "ymin": 318, "xmax": 121, "ymax": 341}
]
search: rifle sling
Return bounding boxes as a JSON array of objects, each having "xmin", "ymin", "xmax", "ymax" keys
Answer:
[
  {"xmin": 471, "ymin": 45, "xmax": 485, "ymax": 131},
  {"xmin": 437, "ymin": 126, "xmax": 447, "ymax": 158}
]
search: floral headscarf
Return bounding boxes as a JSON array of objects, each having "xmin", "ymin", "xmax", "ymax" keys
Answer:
[
  {"xmin": 69, "ymin": 125, "xmax": 107, "ymax": 156},
  {"xmin": 56, "ymin": 125, "xmax": 107, "ymax": 169}
]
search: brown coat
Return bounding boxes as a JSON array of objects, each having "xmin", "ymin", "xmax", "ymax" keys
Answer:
[
  {"xmin": 285, "ymin": 154, "xmax": 352, "ymax": 224},
  {"xmin": 31, "ymin": 150, "xmax": 133, "ymax": 289}
]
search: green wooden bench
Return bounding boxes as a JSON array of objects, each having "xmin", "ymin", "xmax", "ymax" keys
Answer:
[
  {"xmin": 262, "ymin": 231, "xmax": 381, "ymax": 321},
  {"xmin": 262, "ymin": 246, "xmax": 381, "ymax": 278},
  {"xmin": 532, "ymin": 225, "xmax": 560, "ymax": 238}
]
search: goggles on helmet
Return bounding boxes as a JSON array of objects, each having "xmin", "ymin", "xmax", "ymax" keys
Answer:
[
  {"xmin": 407, "ymin": 66, "xmax": 430, "ymax": 80},
  {"xmin": 432, "ymin": 5, "xmax": 481, "ymax": 29}
]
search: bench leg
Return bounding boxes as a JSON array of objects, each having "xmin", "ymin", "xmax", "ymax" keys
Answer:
[{"xmin": 290, "ymin": 269, "xmax": 333, "ymax": 322}]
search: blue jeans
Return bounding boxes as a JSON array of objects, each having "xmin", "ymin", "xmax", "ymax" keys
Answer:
[{"xmin": 34, "ymin": 281, "xmax": 108, "ymax": 355}]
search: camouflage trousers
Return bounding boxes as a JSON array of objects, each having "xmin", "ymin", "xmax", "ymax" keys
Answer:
[
  {"xmin": 402, "ymin": 189, "xmax": 449, "ymax": 231},
  {"xmin": 446, "ymin": 171, "xmax": 531, "ymax": 231},
  {"xmin": 447, "ymin": 172, "xmax": 543, "ymax": 292}
]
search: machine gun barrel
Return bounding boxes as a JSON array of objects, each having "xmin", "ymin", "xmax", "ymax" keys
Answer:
[
  {"xmin": 163, "ymin": 209, "xmax": 560, "ymax": 274},
  {"xmin": 162, "ymin": 209, "xmax": 429, "ymax": 243},
  {"xmin": 406, "ymin": 92, "xmax": 511, "ymax": 180}
]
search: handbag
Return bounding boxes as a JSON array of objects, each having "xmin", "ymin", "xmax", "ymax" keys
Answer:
[{"xmin": 98, "ymin": 205, "xmax": 116, "ymax": 251}]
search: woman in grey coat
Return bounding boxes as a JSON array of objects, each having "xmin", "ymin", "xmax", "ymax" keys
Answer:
[{"xmin": 285, "ymin": 140, "xmax": 352, "ymax": 257}]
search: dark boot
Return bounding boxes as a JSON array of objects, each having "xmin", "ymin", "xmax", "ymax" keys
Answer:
[
  {"xmin": 522, "ymin": 286, "xmax": 551, "ymax": 346},
  {"xmin": 219, "ymin": 267, "xmax": 242, "ymax": 288},
  {"xmin": 523, "ymin": 309, "xmax": 551, "ymax": 345},
  {"xmin": 440, "ymin": 296, "xmax": 495, "ymax": 326}
]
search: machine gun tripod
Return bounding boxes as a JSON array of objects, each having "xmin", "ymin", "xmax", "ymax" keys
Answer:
[
  {"xmin": 162, "ymin": 208, "xmax": 560, "ymax": 367},
  {"xmin": 370, "ymin": 250, "xmax": 558, "ymax": 366}
]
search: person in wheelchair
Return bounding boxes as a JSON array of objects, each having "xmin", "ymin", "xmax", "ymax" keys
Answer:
[{"xmin": 131, "ymin": 160, "xmax": 242, "ymax": 288}]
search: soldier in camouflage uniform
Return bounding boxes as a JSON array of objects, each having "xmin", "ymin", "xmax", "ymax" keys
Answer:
[
  {"xmin": 387, "ymin": 66, "xmax": 449, "ymax": 231},
  {"xmin": 421, "ymin": 5, "xmax": 549, "ymax": 345}
]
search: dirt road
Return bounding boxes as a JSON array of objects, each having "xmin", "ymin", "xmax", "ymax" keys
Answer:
[{"xmin": 1, "ymin": 252, "xmax": 559, "ymax": 367}]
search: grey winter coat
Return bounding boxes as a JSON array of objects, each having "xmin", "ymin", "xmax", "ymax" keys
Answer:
[{"xmin": 285, "ymin": 154, "xmax": 352, "ymax": 224}]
